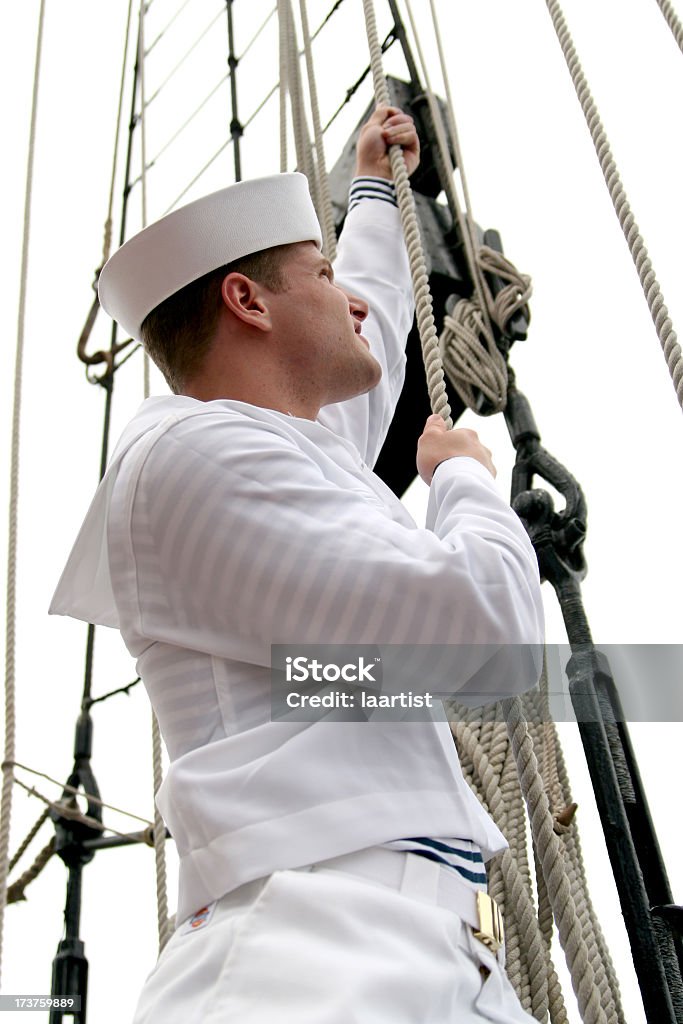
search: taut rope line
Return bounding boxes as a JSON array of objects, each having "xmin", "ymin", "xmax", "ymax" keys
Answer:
[
  {"xmin": 655, "ymin": 0, "xmax": 683, "ymax": 55},
  {"xmin": 278, "ymin": 0, "xmax": 289, "ymax": 172},
  {"xmin": 545, "ymin": 0, "xmax": 683, "ymax": 411},
  {"xmin": 400, "ymin": 0, "xmax": 510, "ymax": 414},
  {"xmin": 361, "ymin": 0, "xmax": 452, "ymax": 427},
  {"xmin": 299, "ymin": 0, "xmax": 337, "ymax": 260},
  {"xmin": 0, "ymin": 0, "xmax": 47, "ymax": 987},
  {"xmin": 137, "ymin": 0, "xmax": 172, "ymax": 954}
]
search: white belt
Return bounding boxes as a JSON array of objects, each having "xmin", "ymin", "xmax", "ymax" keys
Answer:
[{"xmin": 306, "ymin": 847, "xmax": 505, "ymax": 955}]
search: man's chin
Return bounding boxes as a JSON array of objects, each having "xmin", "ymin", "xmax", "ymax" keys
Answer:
[{"xmin": 325, "ymin": 357, "xmax": 383, "ymax": 406}]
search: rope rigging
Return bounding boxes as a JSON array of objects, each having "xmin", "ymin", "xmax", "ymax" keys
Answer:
[
  {"xmin": 362, "ymin": 0, "xmax": 452, "ymax": 427},
  {"xmin": 277, "ymin": 26, "xmax": 611, "ymax": 1017},
  {"xmin": 401, "ymin": 0, "xmax": 534, "ymax": 416},
  {"xmin": 77, "ymin": 0, "xmax": 136, "ymax": 382},
  {"xmin": 145, "ymin": 0, "xmax": 196, "ymax": 57},
  {"xmin": 137, "ymin": 0, "xmax": 172, "ymax": 952},
  {"xmin": 544, "ymin": 0, "xmax": 683, "ymax": 413},
  {"xmin": 359, "ymin": 5, "xmax": 617, "ymax": 1019},
  {"xmin": 654, "ymin": 0, "xmax": 683, "ymax": 56},
  {"xmin": 145, "ymin": 1, "xmax": 382, "ymax": 215},
  {"xmin": 144, "ymin": 5, "xmax": 225, "ymax": 109},
  {"xmin": 358, "ymin": 1, "xmax": 683, "ymax": 1019},
  {"xmin": 0, "ymin": 0, "xmax": 47, "ymax": 988}
]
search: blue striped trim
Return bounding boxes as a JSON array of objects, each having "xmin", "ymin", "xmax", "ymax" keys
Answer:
[
  {"xmin": 409, "ymin": 849, "xmax": 488, "ymax": 885},
  {"xmin": 382, "ymin": 836, "xmax": 488, "ymax": 889},
  {"xmin": 406, "ymin": 836, "xmax": 484, "ymax": 863},
  {"xmin": 349, "ymin": 193, "xmax": 398, "ymax": 211},
  {"xmin": 350, "ymin": 183, "xmax": 396, "ymax": 198},
  {"xmin": 352, "ymin": 175, "xmax": 397, "ymax": 190},
  {"xmin": 348, "ymin": 176, "xmax": 397, "ymax": 211}
]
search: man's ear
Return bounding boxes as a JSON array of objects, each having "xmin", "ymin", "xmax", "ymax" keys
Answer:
[{"xmin": 220, "ymin": 273, "xmax": 272, "ymax": 332}]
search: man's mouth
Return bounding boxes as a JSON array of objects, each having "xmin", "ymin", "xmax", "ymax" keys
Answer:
[{"xmin": 353, "ymin": 322, "xmax": 369, "ymax": 346}]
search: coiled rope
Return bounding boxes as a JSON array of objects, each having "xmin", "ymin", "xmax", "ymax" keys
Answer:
[
  {"xmin": 403, "ymin": 0, "xmax": 532, "ymax": 415},
  {"xmin": 545, "ymin": 0, "xmax": 683, "ymax": 412},
  {"xmin": 0, "ymin": 0, "xmax": 47, "ymax": 987}
]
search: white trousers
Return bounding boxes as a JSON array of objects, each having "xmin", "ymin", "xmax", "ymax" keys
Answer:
[{"xmin": 132, "ymin": 850, "xmax": 535, "ymax": 1023}]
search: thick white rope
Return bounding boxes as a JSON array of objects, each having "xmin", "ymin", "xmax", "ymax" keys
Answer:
[
  {"xmin": 401, "ymin": 0, "xmax": 492, "ymax": 330},
  {"xmin": 361, "ymin": 0, "xmax": 452, "ymax": 426},
  {"xmin": 452, "ymin": 710, "xmax": 555, "ymax": 1021},
  {"xmin": 655, "ymin": 0, "xmax": 683, "ymax": 55},
  {"xmin": 362, "ymin": 9, "xmax": 598, "ymax": 1015},
  {"xmin": 351, "ymin": 26, "xmax": 574, "ymax": 1013},
  {"xmin": 150, "ymin": 711, "xmax": 171, "ymax": 950},
  {"xmin": 503, "ymin": 695, "xmax": 608, "ymax": 1024},
  {"xmin": 545, "ymin": 0, "xmax": 683, "ymax": 411},
  {"xmin": 0, "ymin": 0, "xmax": 47, "ymax": 986},
  {"xmin": 278, "ymin": 0, "xmax": 288, "ymax": 172},
  {"xmin": 529, "ymin": 695, "xmax": 623, "ymax": 1023},
  {"xmin": 536, "ymin": 707, "xmax": 625, "ymax": 1023},
  {"xmin": 298, "ymin": 0, "xmax": 337, "ymax": 260},
  {"xmin": 137, "ymin": 0, "xmax": 171, "ymax": 953},
  {"xmin": 281, "ymin": 0, "xmax": 320, "ymax": 216},
  {"xmin": 386, "ymin": 3, "xmax": 624, "ymax": 1015},
  {"xmin": 348, "ymin": 27, "xmax": 558, "ymax": 1004},
  {"xmin": 359, "ymin": 13, "xmax": 550, "ymax": 1006},
  {"xmin": 138, "ymin": 3, "xmax": 151, "ymax": 400},
  {"xmin": 453, "ymin": 670, "xmax": 624, "ymax": 1022},
  {"xmin": 404, "ymin": 0, "xmax": 535, "ymax": 414}
]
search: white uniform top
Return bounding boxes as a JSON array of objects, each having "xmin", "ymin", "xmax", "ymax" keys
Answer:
[{"xmin": 50, "ymin": 192, "xmax": 545, "ymax": 924}]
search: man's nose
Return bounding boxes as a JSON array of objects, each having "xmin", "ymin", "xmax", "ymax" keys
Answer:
[{"xmin": 345, "ymin": 291, "xmax": 369, "ymax": 323}]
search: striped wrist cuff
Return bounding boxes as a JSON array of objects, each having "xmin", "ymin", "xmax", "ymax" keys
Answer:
[{"xmin": 349, "ymin": 176, "xmax": 398, "ymax": 212}]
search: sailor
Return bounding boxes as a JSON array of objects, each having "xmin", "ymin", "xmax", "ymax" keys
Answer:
[{"xmin": 51, "ymin": 106, "xmax": 544, "ymax": 1022}]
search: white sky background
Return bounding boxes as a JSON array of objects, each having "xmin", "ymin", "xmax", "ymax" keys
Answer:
[{"xmin": 1, "ymin": 0, "xmax": 683, "ymax": 1021}]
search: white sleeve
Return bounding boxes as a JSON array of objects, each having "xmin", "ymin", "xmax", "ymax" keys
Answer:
[
  {"xmin": 117, "ymin": 416, "xmax": 544, "ymax": 705},
  {"xmin": 316, "ymin": 197, "xmax": 414, "ymax": 467}
]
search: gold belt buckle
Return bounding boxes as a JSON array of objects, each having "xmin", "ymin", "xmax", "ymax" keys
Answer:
[{"xmin": 473, "ymin": 891, "xmax": 505, "ymax": 953}]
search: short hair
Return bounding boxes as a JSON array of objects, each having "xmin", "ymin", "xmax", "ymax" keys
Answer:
[{"xmin": 140, "ymin": 244, "xmax": 291, "ymax": 394}]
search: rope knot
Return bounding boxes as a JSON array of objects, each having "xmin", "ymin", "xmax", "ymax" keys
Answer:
[{"xmin": 439, "ymin": 300, "xmax": 508, "ymax": 412}]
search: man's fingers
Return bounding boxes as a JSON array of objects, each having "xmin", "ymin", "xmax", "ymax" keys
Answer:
[
  {"xmin": 356, "ymin": 105, "xmax": 420, "ymax": 178},
  {"xmin": 381, "ymin": 112, "xmax": 413, "ymax": 128},
  {"xmin": 382, "ymin": 123, "xmax": 414, "ymax": 138},
  {"xmin": 367, "ymin": 104, "xmax": 401, "ymax": 126},
  {"xmin": 424, "ymin": 413, "xmax": 446, "ymax": 431}
]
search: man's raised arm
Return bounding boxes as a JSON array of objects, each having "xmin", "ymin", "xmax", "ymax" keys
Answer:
[{"xmin": 317, "ymin": 107, "xmax": 419, "ymax": 465}]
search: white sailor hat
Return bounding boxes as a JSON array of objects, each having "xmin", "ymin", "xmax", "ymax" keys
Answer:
[{"xmin": 98, "ymin": 173, "xmax": 323, "ymax": 340}]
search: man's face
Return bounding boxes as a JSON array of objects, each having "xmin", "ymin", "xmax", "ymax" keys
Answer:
[{"xmin": 265, "ymin": 242, "xmax": 382, "ymax": 409}]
